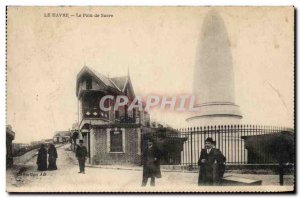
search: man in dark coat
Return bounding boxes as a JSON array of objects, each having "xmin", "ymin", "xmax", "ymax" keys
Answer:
[
  {"xmin": 48, "ymin": 144, "xmax": 58, "ymax": 170},
  {"xmin": 37, "ymin": 144, "xmax": 47, "ymax": 171},
  {"xmin": 198, "ymin": 137, "xmax": 226, "ymax": 186},
  {"xmin": 76, "ymin": 140, "xmax": 87, "ymax": 174},
  {"xmin": 141, "ymin": 140, "xmax": 162, "ymax": 187}
]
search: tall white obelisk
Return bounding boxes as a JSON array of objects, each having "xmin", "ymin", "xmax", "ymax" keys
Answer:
[{"xmin": 187, "ymin": 10, "xmax": 242, "ymax": 125}]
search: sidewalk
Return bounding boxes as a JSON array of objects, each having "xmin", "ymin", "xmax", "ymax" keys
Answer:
[
  {"xmin": 7, "ymin": 144, "xmax": 294, "ymax": 192},
  {"xmin": 65, "ymin": 147, "xmax": 294, "ymax": 186}
]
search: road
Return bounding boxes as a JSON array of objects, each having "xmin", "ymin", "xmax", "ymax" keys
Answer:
[{"xmin": 6, "ymin": 144, "xmax": 294, "ymax": 192}]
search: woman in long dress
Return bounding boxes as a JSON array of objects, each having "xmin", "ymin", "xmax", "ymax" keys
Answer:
[
  {"xmin": 48, "ymin": 144, "xmax": 58, "ymax": 170},
  {"xmin": 36, "ymin": 144, "xmax": 47, "ymax": 171}
]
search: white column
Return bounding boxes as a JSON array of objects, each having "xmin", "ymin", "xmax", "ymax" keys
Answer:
[
  {"xmin": 121, "ymin": 128, "xmax": 126, "ymax": 153},
  {"xmin": 106, "ymin": 128, "xmax": 110, "ymax": 152},
  {"xmin": 90, "ymin": 128, "xmax": 95, "ymax": 164},
  {"xmin": 137, "ymin": 128, "xmax": 141, "ymax": 155}
]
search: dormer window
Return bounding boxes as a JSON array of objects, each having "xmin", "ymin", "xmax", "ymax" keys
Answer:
[{"xmin": 86, "ymin": 78, "xmax": 92, "ymax": 90}]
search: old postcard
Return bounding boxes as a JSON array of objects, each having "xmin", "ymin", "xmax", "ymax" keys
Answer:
[{"xmin": 6, "ymin": 6, "xmax": 295, "ymax": 193}]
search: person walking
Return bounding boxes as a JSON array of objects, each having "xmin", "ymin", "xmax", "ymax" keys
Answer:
[
  {"xmin": 48, "ymin": 144, "xmax": 58, "ymax": 170},
  {"xmin": 37, "ymin": 144, "xmax": 48, "ymax": 171},
  {"xmin": 76, "ymin": 140, "xmax": 87, "ymax": 174},
  {"xmin": 141, "ymin": 140, "xmax": 162, "ymax": 187},
  {"xmin": 198, "ymin": 137, "xmax": 226, "ymax": 186}
]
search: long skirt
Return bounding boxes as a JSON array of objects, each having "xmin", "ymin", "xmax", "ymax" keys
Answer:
[
  {"xmin": 37, "ymin": 161, "xmax": 47, "ymax": 171},
  {"xmin": 48, "ymin": 157, "xmax": 57, "ymax": 170}
]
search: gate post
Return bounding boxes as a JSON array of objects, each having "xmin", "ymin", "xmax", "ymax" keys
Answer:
[
  {"xmin": 190, "ymin": 128, "xmax": 193, "ymax": 167},
  {"xmin": 279, "ymin": 163, "xmax": 284, "ymax": 186}
]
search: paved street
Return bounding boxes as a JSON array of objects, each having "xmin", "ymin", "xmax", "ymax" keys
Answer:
[{"xmin": 6, "ymin": 144, "xmax": 294, "ymax": 192}]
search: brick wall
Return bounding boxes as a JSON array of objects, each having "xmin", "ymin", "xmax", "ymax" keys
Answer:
[{"xmin": 92, "ymin": 127, "xmax": 141, "ymax": 165}]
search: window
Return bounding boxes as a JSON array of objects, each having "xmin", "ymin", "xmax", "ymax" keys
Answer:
[
  {"xmin": 107, "ymin": 128, "xmax": 125, "ymax": 153},
  {"xmin": 115, "ymin": 110, "xmax": 119, "ymax": 120},
  {"xmin": 133, "ymin": 109, "xmax": 136, "ymax": 120},
  {"xmin": 86, "ymin": 78, "xmax": 92, "ymax": 90},
  {"xmin": 110, "ymin": 130, "xmax": 123, "ymax": 152}
]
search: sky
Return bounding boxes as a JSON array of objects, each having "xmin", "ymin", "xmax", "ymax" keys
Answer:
[{"xmin": 7, "ymin": 7, "xmax": 294, "ymax": 143}]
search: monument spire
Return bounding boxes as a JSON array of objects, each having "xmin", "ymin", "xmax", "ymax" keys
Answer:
[{"xmin": 187, "ymin": 10, "xmax": 242, "ymax": 125}]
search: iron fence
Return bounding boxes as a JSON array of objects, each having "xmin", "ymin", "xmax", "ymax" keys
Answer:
[{"xmin": 177, "ymin": 125, "xmax": 294, "ymax": 167}]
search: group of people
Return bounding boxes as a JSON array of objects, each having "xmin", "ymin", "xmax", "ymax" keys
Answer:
[
  {"xmin": 36, "ymin": 144, "xmax": 58, "ymax": 171},
  {"xmin": 37, "ymin": 138, "xmax": 225, "ymax": 186},
  {"xmin": 36, "ymin": 140, "xmax": 88, "ymax": 174},
  {"xmin": 141, "ymin": 137, "xmax": 226, "ymax": 186}
]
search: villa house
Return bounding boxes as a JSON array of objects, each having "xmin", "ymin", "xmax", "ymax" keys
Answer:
[{"xmin": 76, "ymin": 66, "xmax": 150, "ymax": 165}]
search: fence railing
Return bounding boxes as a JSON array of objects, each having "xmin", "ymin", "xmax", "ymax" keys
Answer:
[{"xmin": 177, "ymin": 125, "xmax": 294, "ymax": 167}]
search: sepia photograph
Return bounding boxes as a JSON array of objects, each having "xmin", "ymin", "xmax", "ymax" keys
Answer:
[{"xmin": 6, "ymin": 6, "xmax": 295, "ymax": 193}]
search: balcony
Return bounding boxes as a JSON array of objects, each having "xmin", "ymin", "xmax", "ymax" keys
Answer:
[
  {"xmin": 83, "ymin": 108, "xmax": 109, "ymax": 120},
  {"xmin": 115, "ymin": 116, "xmax": 136, "ymax": 124}
]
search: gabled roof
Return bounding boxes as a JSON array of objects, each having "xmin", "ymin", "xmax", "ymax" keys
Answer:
[
  {"xmin": 110, "ymin": 76, "xmax": 128, "ymax": 91},
  {"xmin": 88, "ymin": 67, "xmax": 118, "ymax": 89},
  {"xmin": 76, "ymin": 66, "xmax": 120, "ymax": 96},
  {"xmin": 76, "ymin": 66, "xmax": 134, "ymax": 97}
]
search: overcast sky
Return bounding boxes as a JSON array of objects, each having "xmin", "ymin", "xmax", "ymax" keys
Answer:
[{"xmin": 7, "ymin": 7, "xmax": 294, "ymax": 143}]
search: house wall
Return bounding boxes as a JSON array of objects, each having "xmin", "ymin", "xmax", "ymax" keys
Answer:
[
  {"xmin": 6, "ymin": 133, "xmax": 14, "ymax": 168},
  {"xmin": 91, "ymin": 127, "xmax": 141, "ymax": 165}
]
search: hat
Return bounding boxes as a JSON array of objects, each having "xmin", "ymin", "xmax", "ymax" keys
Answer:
[
  {"xmin": 205, "ymin": 137, "xmax": 214, "ymax": 143},
  {"xmin": 79, "ymin": 140, "xmax": 83, "ymax": 143}
]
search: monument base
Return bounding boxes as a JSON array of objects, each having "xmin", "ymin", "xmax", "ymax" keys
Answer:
[{"xmin": 186, "ymin": 102, "xmax": 242, "ymax": 126}]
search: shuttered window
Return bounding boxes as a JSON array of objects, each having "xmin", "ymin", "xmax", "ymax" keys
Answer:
[{"xmin": 110, "ymin": 130, "xmax": 123, "ymax": 152}]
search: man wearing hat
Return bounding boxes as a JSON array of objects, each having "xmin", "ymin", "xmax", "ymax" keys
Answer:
[
  {"xmin": 76, "ymin": 139, "xmax": 88, "ymax": 174},
  {"xmin": 141, "ymin": 140, "xmax": 162, "ymax": 187},
  {"xmin": 198, "ymin": 137, "xmax": 226, "ymax": 185}
]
